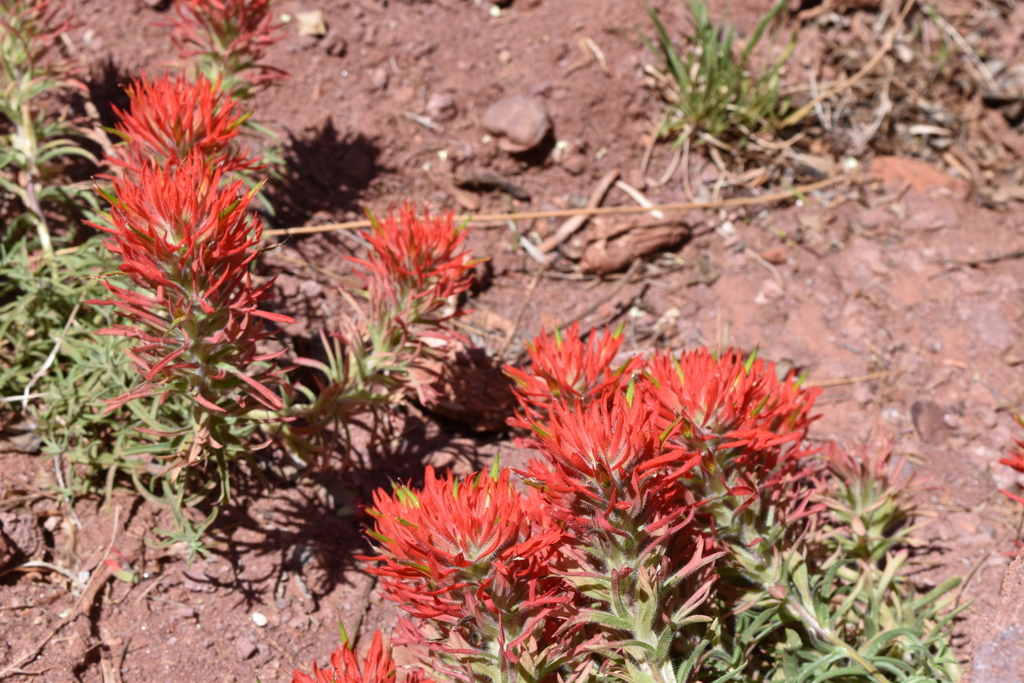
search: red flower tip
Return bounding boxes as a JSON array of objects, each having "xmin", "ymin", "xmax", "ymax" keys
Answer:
[
  {"xmin": 647, "ymin": 347, "xmax": 820, "ymax": 481},
  {"xmin": 110, "ymin": 72, "xmax": 260, "ymax": 178},
  {"xmin": 362, "ymin": 465, "xmax": 563, "ymax": 621},
  {"xmin": 291, "ymin": 630, "xmax": 434, "ymax": 683},
  {"xmin": 505, "ymin": 322, "xmax": 639, "ymax": 434},
  {"xmin": 522, "ymin": 383, "xmax": 697, "ymax": 534}
]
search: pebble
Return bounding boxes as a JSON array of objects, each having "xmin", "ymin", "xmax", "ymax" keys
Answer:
[
  {"xmin": 426, "ymin": 93, "xmax": 457, "ymax": 122},
  {"xmin": 370, "ymin": 66, "xmax": 389, "ymax": 91},
  {"xmin": 759, "ymin": 246, "xmax": 788, "ymax": 265},
  {"xmin": 322, "ymin": 29, "xmax": 347, "ymax": 57},
  {"xmin": 481, "ymin": 95, "xmax": 551, "ymax": 153},
  {"xmin": 296, "ymin": 10, "xmax": 327, "ymax": 38},
  {"xmin": 910, "ymin": 400, "xmax": 949, "ymax": 444},
  {"xmin": 251, "ymin": 611, "xmax": 268, "ymax": 627}
]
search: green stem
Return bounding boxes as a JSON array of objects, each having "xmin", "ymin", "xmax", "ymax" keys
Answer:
[
  {"xmin": 16, "ymin": 102, "xmax": 53, "ymax": 260},
  {"xmin": 783, "ymin": 594, "xmax": 890, "ymax": 683}
]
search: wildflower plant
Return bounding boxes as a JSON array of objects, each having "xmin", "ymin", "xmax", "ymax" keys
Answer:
[
  {"xmin": 273, "ymin": 205, "xmax": 481, "ymax": 465},
  {"xmin": 642, "ymin": 0, "xmax": 794, "ymax": 150},
  {"xmin": 352, "ymin": 327, "xmax": 963, "ymax": 683},
  {"xmin": 170, "ymin": 0, "xmax": 285, "ymax": 102},
  {"xmin": 90, "ymin": 151, "xmax": 293, "ymax": 490}
]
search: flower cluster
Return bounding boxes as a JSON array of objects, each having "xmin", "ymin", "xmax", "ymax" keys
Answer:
[
  {"xmin": 170, "ymin": 0, "xmax": 285, "ymax": 101},
  {"xmin": 292, "ymin": 630, "xmax": 433, "ymax": 683},
  {"xmin": 357, "ymin": 325, "xmax": 957, "ymax": 683},
  {"xmin": 91, "ymin": 152, "xmax": 290, "ymax": 413},
  {"xmin": 361, "ymin": 466, "xmax": 570, "ymax": 682},
  {"xmin": 506, "ymin": 323, "xmax": 637, "ymax": 435},
  {"xmin": 108, "ymin": 73, "xmax": 260, "ymax": 179},
  {"xmin": 275, "ymin": 205, "xmax": 482, "ymax": 465}
]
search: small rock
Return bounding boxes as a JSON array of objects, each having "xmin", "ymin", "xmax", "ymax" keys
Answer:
[
  {"xmin": 0, "ymin": 512, "xmax": 42, "ymax": 559},
  {"xmin": 426, "ymin": 93, "xmax": 457, "ymax": 122},
  {"xmin": 497, "ymin": 48, "xmax": 513, "ymax": 65},
  {"xmin": 296, "ymin": 10, "xmax": 327, "ymax": 38},
  {"xmin": 235, "ymin": 637, "xmax": 259, "ymax": 660},
  {"xmin": 322, "ymin": 29, "xmax": 347, "ymax": 57},
  {"xmin": 759, "ymin": 245, "xmax": 788, "ymax": 265},
  {"xmin": 140, "ymin": 0, "xmax": 170, "ymax": 9},
  {"xmin": 370, "ymin": 66, "xmax": 389, "ymax": 91},
  {"xmin": 251, "ymin": 611, "xmax": 269, "ymax": 627},
  {"xmin": 481, "ymin": 95, "xmax": 551, "ymax": 153},
  {"xmin": 910, "ymin": 400, "xmax": 949, "ymax": 444},
  {"xmin": 1004, "ymin": 342, "xmax": 1024, "ymax": 366},
  {"xmin": 559, "ymin": 151, "xmax": 587, "ymax": 175}
]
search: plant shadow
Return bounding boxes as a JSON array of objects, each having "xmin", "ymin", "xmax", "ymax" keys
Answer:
[{"xmin": 266, "ymin": 118, "xmax": 383, "ymax": 229}]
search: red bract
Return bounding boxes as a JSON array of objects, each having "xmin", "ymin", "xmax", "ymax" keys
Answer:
[
  {"xmin": 90, "ymin": 152, "xmax": 293, "ymax": 412},
  {"xmin": 356, "ymin": 204, "xmax": 478, "ymax": 325},
  {"xmin": 362, "ymin": 466, "xmax": 572, "ymax": 681},
  {"xmin": 999, "ymin": 419, "xmax": 1024, "ymax": 505},
  {"xmin": 521, "ymin": 384, "xmax": 698, "ymax": 536},
  {"xmin": 171, "ymin": 0, "xmax": 285, "ymax": 97},
  {"xmin": 647, "ymin": 348, "xmax": 819, "ymax": 483},
  {"xmin": 109, "ymin": 72, "xmax": 260, "ymax": 178},
  {"xmin": 505, "ymin": 323, "xmax": 638, "ymax": 433},
  {"xmin": 363, "ymin": 465, "xmax": 563, "ymax": 621},
  {"xmin": 292, "ymin": 630, "xmax": 432, "ymax": 683}
]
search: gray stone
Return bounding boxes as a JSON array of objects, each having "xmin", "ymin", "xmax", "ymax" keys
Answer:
[{"xmin": 481, "ymin": 95, "xmax": 551, "ymax": 153}]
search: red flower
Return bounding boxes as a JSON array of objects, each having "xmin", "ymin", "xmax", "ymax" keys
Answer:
[
  {"xmin": 646, "ymin": 348, "xmax": 820, "ymax": 487},
  {"xmin": 109, "ymin": 72, "xmax": 260, "ymax": 178},
  {"xmin": 171, "ymin": 0, "xmax": 285, "ymax": 97},
  {"xmin": 90, "ymin": 152, "xmax": 293, "ymax": 412},
  {"xmin": 291, "ymin": 630, "xmax": 433, "ymax": 683},
  {"xmin": 362, "ymin": 466, "xmax": 563, "ymax": 621},
  {"xmin": 362, "ymin": 466, "xmax": 573, "ymax": 679},
  {"xmin": 505, "ymin": 323, "xmax": 638, "ymax": 434},
  {"xmin": 356, "ymin": 205, "xmax": 479, "ymax": 324},
  {"xmin": 999, "ymin": 417, "xmax": 1024, "ymax": 505},
  {"xmin": 521, "ymin": 383, "xmax": 698, "ymax": 536},
  {"xmin": 345, "ymin": 205, "xmax": 481, "ymax": 405}
]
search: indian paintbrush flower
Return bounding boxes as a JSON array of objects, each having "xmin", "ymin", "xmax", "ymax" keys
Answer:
[
  {"xmin": 505, "ymin": 323, "xmax": 638, "ymax": 437},
  {"xmin": 361, "ymin": 465, "xmax": 572, "ymax": 683},
  {"xmin": 90, "ymin": 152, "xmax": 293, "ymax": 415},
  {"xmin": 292, "ymin": 629, "xmax": 434, "ymax": 683},
  {"xmin": 108, "ymin": 72, "xmax": 261, "ymax": 179}
]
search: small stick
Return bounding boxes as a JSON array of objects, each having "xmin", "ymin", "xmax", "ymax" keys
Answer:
[
  {"xmin": 21, "ymin": 302, "xmax": 79, "ymax": 410},
  {"xmin": 805, "ymin": 370, "xmax": 893, "ymax": 388},
  {"xmin": 744, "ymin": 248, "xmax": 784, "ymax": 289},
  {"xmin": 537, "ymin": 169, "xmax": 620, "ymax": 254},
  {"xmin": 614, "ymin": 180, "xmax": 664, "ymax": 219},
  {"xmin": 938, "ymin": 249, "xmax": 1024, "ymax": 267},
  {"xmin": 928, "ymin": 8, "xmax": 999, "ymax": 91},
  {"xmin": 263, "ymin": 175, "xmax": 845, "ymax": 239}
]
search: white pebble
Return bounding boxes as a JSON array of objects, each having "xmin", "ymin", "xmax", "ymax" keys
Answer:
[{"xmin": 251, "ymin": 612, "xmax": 268, "ymax": 627}]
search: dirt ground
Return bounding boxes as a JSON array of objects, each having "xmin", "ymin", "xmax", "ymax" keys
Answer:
[{"xmin": 4, "ymin": 0, "xmax": 1024, "ymax": 681}]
